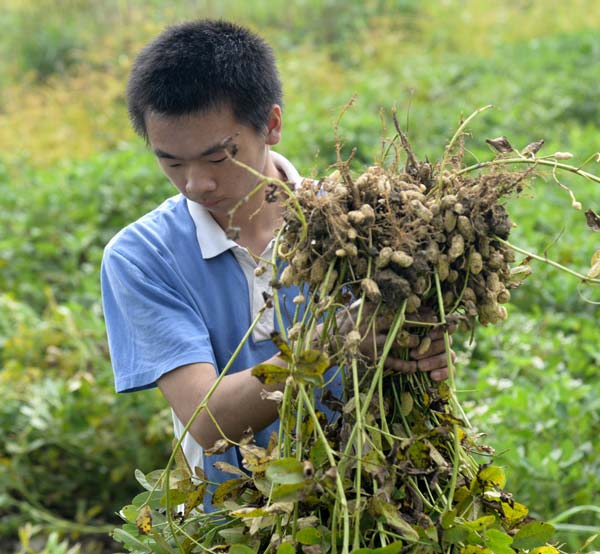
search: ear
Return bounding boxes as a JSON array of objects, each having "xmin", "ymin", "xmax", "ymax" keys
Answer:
[{"xmin": 265, "ymin": 104, "xmax": 283, "ymax": 146}]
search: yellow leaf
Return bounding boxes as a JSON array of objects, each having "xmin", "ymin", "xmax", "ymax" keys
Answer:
[
  {"xmin": 204, "ymin": 438, "xmax": 232, "ymax": 456},
  {"xmin": 500, "ymin": 501, "xmax": 529, "ymax": 525},
  {"xmin": 135, "ymin": 505, "xmax": 152, "ymax": 535},
  {"xmin": 294, "ymin": 349, "xmax": 330, "ymax": 386},
  {"xmin": 588, "ymin": 250, "xmax": 600, "ymax": 279},
  {"xmin": 297, "ymin": 349, "xmax": 330, "ymax": 373},
  {"xmin": 213, "ymin": 461, "xmax": 248, "ymax": 477},
  {"xmin": 529, "ymin": 547, "xmax": 560, "ymax": 554},
  {"xmin": 212, "ymin": 478, "xmax": 249, "ymax": 507},
  {"xmin": 184, "ymin": 483, "xmax": 206, "ymax": 516},
  {"xmin": 477, "ymin": 465, "xmax": 507, "ymax": 489},
  {"xmin": 240, "ymin": 443, "xmax": 272, "ymax": 472},
  {"xmin": 270, "ymin": 331, "xmax": 293, "ymax": 362},
  {"xmin": 252, "ymin": 363, "xmax": 291, "ymax": 385}
]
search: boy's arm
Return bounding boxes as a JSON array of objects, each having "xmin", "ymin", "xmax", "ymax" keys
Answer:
[
  {"xmin": 157, "ymin": 355, "xmax": 287, "ymax": 450},
  {"xmin": 159, "ymin": 332, "xmax": 453, "ymax": 452}
]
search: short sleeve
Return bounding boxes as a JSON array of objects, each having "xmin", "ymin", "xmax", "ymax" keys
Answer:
[{"xmin": 101, "ymin": 247, "xmax": 216, "ymax": 393}]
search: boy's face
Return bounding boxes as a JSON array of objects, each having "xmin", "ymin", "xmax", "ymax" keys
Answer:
[{"xmin": 146, "ymin": 105, "xmax": 282, "ymax": 215}]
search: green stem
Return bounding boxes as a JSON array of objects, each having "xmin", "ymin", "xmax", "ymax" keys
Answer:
[
  {"xmin": 299, "ymin": 385, "xmax": 351, "ymax": 554},
  {"xmin": 433, "ymin": 270, "xmax": 460, "ymax": 513},
  {"xmin": 456, "ymin": 156, "xmax": 600, "ymax": 185},
  {"xmin": 339, "ymin": 303, "xmax": 406, "ymax": 476},
  {"xmin": 495, "ymin": 237, "xmax": 600, "ymax": 285},
  {"xmin": 436, "ymin": 105, "xmax": 494, "ymax": 189},
  {"xmin": 13, "ymin": 499, "xmax": 114, "ymax": 535},
  {"xmin": 351, "ymin": 355, "xmax": 363, "ymax": 551},
  {"xmin": 548, "ymin": 505, "xmax": 600, "ymax": 524},
  {"xmin": 225, "ymin": 155, "xmax": 307, "ymax": 243}
]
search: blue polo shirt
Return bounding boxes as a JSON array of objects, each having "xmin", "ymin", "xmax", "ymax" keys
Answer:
[{"xmin": 101, "ymin": 192, "xmax": 343, "ymax": 511}]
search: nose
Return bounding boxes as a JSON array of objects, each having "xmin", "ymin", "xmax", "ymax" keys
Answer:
[{"xmin": 185, "ymin": 164, "xmax": 217, "ymax": 197}]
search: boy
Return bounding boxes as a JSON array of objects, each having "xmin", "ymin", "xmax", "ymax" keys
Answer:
[{"xmin": 101, "ymin": 19, "xmax": 453, "ymax": 510}]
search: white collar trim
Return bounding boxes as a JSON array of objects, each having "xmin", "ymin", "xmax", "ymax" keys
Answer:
[{"xmin": 186, "ymin": 151, "xmax": 301, "ymax": 259}]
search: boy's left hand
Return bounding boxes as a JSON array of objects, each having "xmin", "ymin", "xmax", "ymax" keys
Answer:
[
  {"xmin": 338, "ymin": 301, "xmax": 458, "ymax": 382},
  {"xmin": 384, "ymin": 322, "xmax": 457, "ymax": 382}
]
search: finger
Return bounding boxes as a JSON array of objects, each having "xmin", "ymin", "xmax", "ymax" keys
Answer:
[
  {"xmin": 373, "ymin": 330, "xmax": 419, "ymax": 349},
  {"xmin": 415, "ymin": 350, "xmax": 456, "ymax": 373},
  {"xmin": 406, "ymin": 308, "xmax": 438, "ymax": 324},
  {"xmin": 429, "ymin": 321, "xmax": 458, "ymax": 340},
  {"xmin": 385, "ymin": 357, "xmax": 418, "ymax": 374},
  {"xmin": 430, "ymin": 367, "xmax": 449, "ymax": 381}
]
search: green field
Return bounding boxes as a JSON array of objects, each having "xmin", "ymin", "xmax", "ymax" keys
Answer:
[{"xmin": 1, "ymin": 1, "xmax": 599, "ymax": 552}]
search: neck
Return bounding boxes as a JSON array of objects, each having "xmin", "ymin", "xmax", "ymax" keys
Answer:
[{"xmin": 213, "ymin": 151, "xmax": 286, "ymax": 254}]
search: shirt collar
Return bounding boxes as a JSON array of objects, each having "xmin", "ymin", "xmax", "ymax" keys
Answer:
[{"xmin": 186, "ymin": 151, "xmax": 301, "ymax": 259}]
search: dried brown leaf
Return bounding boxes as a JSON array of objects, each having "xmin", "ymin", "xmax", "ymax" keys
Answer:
[{"xmin": 585, "ymin": 209, "xmax": 600, "ymax": 232}]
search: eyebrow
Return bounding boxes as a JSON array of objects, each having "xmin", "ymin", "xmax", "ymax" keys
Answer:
[{"xmin": 154, "ymin": 136, "xmax": 237, "ymax": 161}]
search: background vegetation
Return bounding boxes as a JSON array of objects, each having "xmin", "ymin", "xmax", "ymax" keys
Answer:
[{"xmin": 0, "ymin": 0, "xmax": 598, "ymax": 552}]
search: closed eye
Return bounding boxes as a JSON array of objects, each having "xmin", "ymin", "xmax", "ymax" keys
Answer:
[
  {"xmin": 209, "ymin": 156, "xmax": 228, "ymax": 164},
  {"xmin": 169, "ymin": 163, "xmax": 182, "ymax": 168}
]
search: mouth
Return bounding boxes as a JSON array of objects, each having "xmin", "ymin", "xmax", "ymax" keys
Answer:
[{"xmin": 198, "ymin": 198, "xmax": 224, "ymax": 208}]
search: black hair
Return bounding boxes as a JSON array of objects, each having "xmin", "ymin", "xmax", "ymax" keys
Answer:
[{"xmin": 126, "ymin": 19, "xmax": 282, "ymax": 141}]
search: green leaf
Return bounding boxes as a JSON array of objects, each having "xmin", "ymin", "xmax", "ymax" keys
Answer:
[
  {"xmin": 443, "ymin": 525, "xmax": 470, "ymax": 545},
  {"xmin": 441, "ymin": 509, "xmax": 457, "ymax": 529},
  {"xmin": 465, "ymin": 515, "xmax": 496, "ymax": 531},
  {"xmin": 266, "ymin": 457, "xmax": 306, "ymax": 484},
  {"xmin": 111, "ymin": 528, "xmax": 152, "ymax": 552},
  {"xmin": 132, "ymin": 490, "xmax": 162, "ymax": 510},
  {"xmin": 159, "ymin": 489, "xmax": 187, "ymax": 507},
  {"xmin": 134, "ymin": 468, "xmax": 164, "ymax": 491},
  {"xmin": 272, "ymin": 481, "xmax": 307, "ymax": 501},
  {"xmin": 374, "ymin": 541, "xmax": 404, "ymax": 554},
  {"xmin": 229, "ymin": 545, "xmax": 255, "ymax": 554},
  {"xmin": 310, "ymin": 439, "xmax": 328, "ymax": 467},
  {"xmin": 512, "ymin": 521, "xmax": 555, "ymax": 550},
  {"xmin": 277, "ymin": 543, "xmax": 295, "ymax": 554},
  {"xmin": 218, "ymin": 527, "xmax": 247, "ymax": 544},
  {"xmin": 120, "ymin": 504, "xmax": 139, "ymax": 524},
  {"xmin": 252, "ymin": 363, "xmax": 290, "ymax": 384},
  {"xmin": 150, "ymin": 533, "xmax": 177, "ymax": 554},
  {"xmin": 296, "ymin": 527, "xmax": 322, "ymax": 545},
  {"xmin": 484, "ymin": 529, "xmax": 514, "ymax": 554}
]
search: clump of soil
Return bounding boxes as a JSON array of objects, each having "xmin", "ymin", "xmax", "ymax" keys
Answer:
[{"xmin": 279, "ymin": 127, "xmax": 530, "ymax": 328}]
